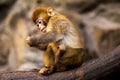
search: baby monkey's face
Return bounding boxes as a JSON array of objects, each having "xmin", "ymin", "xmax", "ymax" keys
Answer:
[{"xmin": 36, "ymin": 18, "xmax": 46, "ymax": 32}]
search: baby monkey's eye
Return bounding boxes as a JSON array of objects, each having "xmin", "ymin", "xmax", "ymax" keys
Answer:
[
  {"xmin": 36, "ymin": 18, "xmax": 46, "ymax": 26},
  {"xmin": 38, "ymin": 20, "xmax": 43, "ymax": 24},
  {"xmin": 39, "ymin": 21, "xmax": 42, "ymax": 24}
]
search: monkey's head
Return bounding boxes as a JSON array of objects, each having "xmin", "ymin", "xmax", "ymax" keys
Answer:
[{"xmin": 32, "ymin": 6, "xmax": 56, "ymax": 32}]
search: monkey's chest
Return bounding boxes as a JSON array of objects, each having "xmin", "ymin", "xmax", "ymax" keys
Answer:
[{"xmin": 62, "ymin": 35, "xmax": 82, "ymax": 48}]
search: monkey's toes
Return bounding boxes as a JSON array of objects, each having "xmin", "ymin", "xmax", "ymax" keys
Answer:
[{"xmin": 39, "ymin": 67, "xmax": 52, "ymax": 75}]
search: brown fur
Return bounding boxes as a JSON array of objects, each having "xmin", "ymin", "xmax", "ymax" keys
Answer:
[{"xmin": 26, "ymin": 6, "xmax": 85, "ymax": 75}]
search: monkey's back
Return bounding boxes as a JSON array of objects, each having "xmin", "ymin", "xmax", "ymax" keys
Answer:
[{"xmin": 48, "ymin": 13, "xmax": 84, "ymax": 48}]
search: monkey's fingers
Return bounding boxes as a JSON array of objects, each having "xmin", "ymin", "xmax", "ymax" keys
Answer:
[
  {"xmin": 58, "ymin": 44, "xmax": 66, "ymax": 51},
  {"xmin": 25, "ymin": 37, "xmax": 32, "ymax": 46},
  {"xmin": 25, "ymin": 37, "xmax": 30, "ymax": 42}
]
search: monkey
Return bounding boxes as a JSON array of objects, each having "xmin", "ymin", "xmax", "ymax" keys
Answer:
[
  {"xmin": 26, "ymin": 6, "xmax": 85, "ymax": 75},
  {"xmin": 26, "ymin": 17, "xmax": 66, "ymax": 67}
]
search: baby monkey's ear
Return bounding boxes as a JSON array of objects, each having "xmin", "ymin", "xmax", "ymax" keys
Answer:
[{"xmin": 47, "ymin": 7, "xmax": 55, "ymax": 16}]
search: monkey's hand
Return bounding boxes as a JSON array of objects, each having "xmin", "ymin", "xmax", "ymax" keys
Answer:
[
  {"xmin": 25, "ymin": 35, "xmax": 40, "ymax": 47},
  {"xmin": 25, "ymin": 36, "xmax": 31, "ymax": 45},
  {"xmin": 55, "ymin": 44, "xmax": 66, "ymax": 64},
  {"xmin": 58, "ymin": 44, "xmax": 66, "ymax": 51}
]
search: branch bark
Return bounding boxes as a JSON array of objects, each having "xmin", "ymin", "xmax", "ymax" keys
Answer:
[{"xmin": 0, "ymin": 46, "xmax": 120, "ymax": 80}]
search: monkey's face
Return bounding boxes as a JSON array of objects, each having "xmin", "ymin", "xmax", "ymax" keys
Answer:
[
  {"xmin": 32, "ymin": 7, "xmax": 56, "ymax": 33},
  {"xmin": 36, "ymin": 18, "xmax": 47, "ymax": 32}
]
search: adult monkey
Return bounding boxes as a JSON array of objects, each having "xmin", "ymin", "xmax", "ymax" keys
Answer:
[{"xmin": 26, "ymin": 6, "xmax": 85, "ymax": 75}]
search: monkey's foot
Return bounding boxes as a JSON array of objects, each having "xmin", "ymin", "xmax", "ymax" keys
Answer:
[{"xmin": 39, "ymin": 67, "xmax": 53, "ymax": 75}]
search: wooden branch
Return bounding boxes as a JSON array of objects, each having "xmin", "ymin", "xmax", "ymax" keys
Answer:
[{"xmin": 0, "ymin": 46, "xmax": 120, "ymax": 80}]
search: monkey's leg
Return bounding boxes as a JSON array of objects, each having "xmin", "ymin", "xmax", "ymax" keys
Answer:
[
  {"xmin": 55, "ymin": 44, "xmax": 66, "ymax": 65},
  {"xmin": 39, "ymin": 51, "xmax": 54, "ymax": 75},
  {"xmin": 39, "ymin": 42, "xmax": 58, "ymax": 75},
  {"xmin": 45, "ymin": 43, "xmax": 65, "ymax": 66},
  {"xmin": 56, "ymin": 48, "xmax": 85, "ymax": 72}
]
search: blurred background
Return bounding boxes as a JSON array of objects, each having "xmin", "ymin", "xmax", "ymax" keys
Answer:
[{"xmin": 0, "ymin": 0, "xmax": 120, "ymax": 72}]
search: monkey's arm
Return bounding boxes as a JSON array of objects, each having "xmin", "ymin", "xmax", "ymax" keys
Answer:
[
  {"xmin": 26, "ymin": 32, "xmax": 56, "ymax": 49},
  {"xmin": 26, "ymin": 32, "xmax": 65, "ymax": 50},
  {"xmin": 27, "ymin": 20, "xmax": 68, "ymax": 49}
]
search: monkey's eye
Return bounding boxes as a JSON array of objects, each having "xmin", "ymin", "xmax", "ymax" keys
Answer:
[
  {"xmin": 39, "ymin": 21, "xmax": 42, "ymax": 24},
  {"xmin": 36, "ymin": 19, "xmax": 46, "ymax": 27},
  {"xmin": 38, "ymin": 19, "xmax": 44, "ymax": 24}
]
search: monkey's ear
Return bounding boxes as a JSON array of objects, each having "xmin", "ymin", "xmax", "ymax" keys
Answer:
[{"xmin": 47, "ymin": 7, "xmax": 55, "ymax": 16}]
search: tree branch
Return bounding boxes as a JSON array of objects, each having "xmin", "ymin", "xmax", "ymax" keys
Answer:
[{"xmin": 0, "ymin": 46, "xmax": 120, "ymax": 80}]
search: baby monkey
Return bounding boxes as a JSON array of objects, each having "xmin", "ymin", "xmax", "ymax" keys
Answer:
[{"xmin": 26, "ymin": 6, "xmax": 85, "ymax": 75}]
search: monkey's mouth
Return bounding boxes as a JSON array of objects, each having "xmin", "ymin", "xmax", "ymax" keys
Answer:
[{"xmin": 38, "ymin": 26, "xmax": 46, "ymax": 32}]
